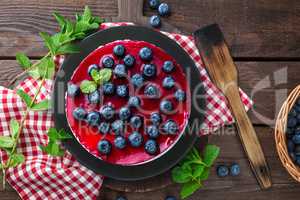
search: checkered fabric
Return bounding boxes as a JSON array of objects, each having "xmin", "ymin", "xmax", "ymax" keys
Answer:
[{"xmin": 0, "ymin": 22, "xmax": 252, "ymax": 200}]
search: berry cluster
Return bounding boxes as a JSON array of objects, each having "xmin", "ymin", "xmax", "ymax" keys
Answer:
[
  {"xmin": 148, "ymin": 0, "xmax": 171, "ymax": 28},
  {"xmin": 216, "ymin": 163, "xmax": 241, "ymax": 177}
]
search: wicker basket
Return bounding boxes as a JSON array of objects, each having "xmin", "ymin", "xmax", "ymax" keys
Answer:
[{"xmin": 275, "ymin": 85, "xmax": 300, "ymax": 182}]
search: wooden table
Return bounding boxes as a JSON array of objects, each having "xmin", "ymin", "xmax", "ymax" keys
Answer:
[{"xmin": 1, "ymin": 0, "xmax": 300, "ymax": 199}]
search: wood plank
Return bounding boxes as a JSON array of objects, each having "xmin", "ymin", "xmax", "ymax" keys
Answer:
[{"xmin": 0, "ymin": 0, "xmax": 300, "ymax": 57}]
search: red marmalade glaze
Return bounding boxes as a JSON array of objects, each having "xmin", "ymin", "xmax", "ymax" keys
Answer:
[{"xmin": 66, "ymin": 40, "xmax": 190, "ymax": 165}]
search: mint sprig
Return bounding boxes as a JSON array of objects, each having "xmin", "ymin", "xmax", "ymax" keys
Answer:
[{"xmin": 172, "ymin": 145, "xmax": 220, "ymax": 199}]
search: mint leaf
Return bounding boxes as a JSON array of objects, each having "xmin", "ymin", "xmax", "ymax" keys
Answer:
[
  {"xmin": 192, "ymin": 165, "xmax": 205, "ymax": 178},
  {"xmin": 31, "ymin": 100, "xmax": 51, "ymax": 111},
  {"xmin": 180, "ymin": 180, "xmax": 202, "ymax": 199},
  {"xmin": 47, "ymin": 128, "xmax": 71, "ymax": 141},
  {"xmin": 99, "ymin": 68, "xmax": 112, "ymax": 84},
  {"xmin": 80, "ymin": 80, "xmax": 97, "ymax": 93},
  {"xmin": 16, "ymin": 89, "xmax": 33, "ymax": 107},
  {"xmin": 8, "ymin": 153, "xmax": 25, "ymax": 167},
  {"xmin": 91, "ymin": 69, "xmax": 101, "ymax": 84},
  {"xmin": 16, "ymin": 52, "xmax": 31, "ymax": 69},
  {"xmin": 28, "ymin": 67, "xmax": 41, "ymax": 79},
  {"xmin": 82, "ymin": 6, "xmax": 92, "ymax": 22},
  {"xmin": 57, "ymin": 129, "xmax": 72, "ymax": 140},
  {"xmin": 40, "ymin": 141, "xmax": 64, "ymax": 157},
  {"xmin": 200, "ymin": 168, "xmax": 211, "ymax": 181},
  {"xmin": 203, "ymin": 145, "xmax": 220, "ymax": 166},
  {"xmin": 0, "ymin": 136, "xmax": 14, "ymax": 148},
  {"xmin": 40, "ymin": 32, "xmax": 57, "ymax": 55},
  {"xmin": 10, "ymin": 119, "xmax": 20, "ymax": 139},
  {"xmin": 172, "ymin": 166, "xmax": 192, "ymax": 183},
  {"xmin": 57, "ymin": 43, "xmax": 80, "ymax": 55},
  {"xmin": 37, "ymin": 57, "xmax": 55, "ymax": 79},
  {"xmin": 53, "ymin": 13, "xmax": 66, "ymax": 30}
]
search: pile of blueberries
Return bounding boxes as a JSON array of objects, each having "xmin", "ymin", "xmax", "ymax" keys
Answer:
[
  {"xmin": 68, "ymin": 43, "xmax": 186, "ymax": 156},
  {"xmin": 216, "ymin": 163, "xmax": 241, "ymax": 177},
  {"xmin": 116, "ymin": 196, "xmax": 176, "ymax": 200},
  {"xmin": 148, "ymin": 0, "xmax": 171, "ymax": 28},
  {"xmin": 286, "ymin": 101, "xmax": 300, "ymax": 166}
]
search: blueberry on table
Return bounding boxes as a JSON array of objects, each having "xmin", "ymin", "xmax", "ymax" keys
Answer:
[
  {"xmin": 123, "ymin": 54, "xmax": 135, "ymax": 67},
  {"xmin": 119, "ymin": 106, "xmax": 131, "ymax": 121},
  {"xmin": 146, "ymin": 125, "xmax": 160, "ymax": 139},
  {"xmin": 128, "ymin": 96, "xmax": 141, "ymax": 108},
  {"xmin": 144, "ymin": 84, "xmax": 160, "ymax": 98},
  {"xmin": 116, "ymin": 196, "xmax": 127, "ymax": 200},
  {"xmin": 102, "ymin": 82, "xmax": 115, "ymax": 95},
  {"xmin": 165, "ymin": 196, "xmax": 176, "ymax": 200},
  {"xmin": 113, "ymin": 45, "xmax": 126, "ymax": 57},
  {"xmin": 88, "ymin": 64, "xmax": 98, "ymax": 76},
  {"xmin": 114, "ymin": 64, "xmax": 127, "ymax": 78},
  {"xmin": 150, "ymin": 112, "xmax": 162, "ymax": 125},
  {"xmin": 292, "ymin": 134, "xmax": 300, "ymax": 144},
  {"xmin": 102, "ymin": 56, "xmax": 114, "ymax": 68},
  {"xmin": 160, "ymin": 100, "xmax": 173, "ymax": 114},
  {"xmin": 116, "ymin": 85, "xmax": 129, "ymax": 98},
  {"xmin": 163, "ymin": 61, "xmax": 175, "ymax": 73},
  {"xmin": 162, "ymin": 120, "xmax": 178, "ymax": 135},
  {"xmin": 287, "ymin": 117, "xmax": 297, "ymax": 128},
  {"xmin": 112, "ymin": 120, "xmax": 125, "ymax": 136},
  {"xmin": 98, "ymin": 122, "xmax": 110, "ymax": 134},
  {"xmin": 97, "ymin": 139, "xmax": 112, "ymax": 155},
  {"xmin": 100, "ymin": 105, "xmax": 115, "ymax": 120},
  {"xmin": 149, "ymin": 0, "xmax": 160, "ymax": 9},
  {"xmin": 149, "ymin": 15, "xmax": 161, "ymax": 28},
  {"xmin": 142, "ymin": 64, "xmax": 157, "ymax": 78},
  {"xmin": 158, "ymin": 3, "xmax": 171, "ymax": 16},
  {"xmin": 88, "ymin": 90, "xmax": 101, "ymax": 104},
  {"xmin": 128, "ymin": 131, "xmax": 143, "ymax": 147},
  {"xmin": 67, "ymin": 83, "xmax": 80, "ymax": 97},
  {"xmin": 73, "ymin": 107, "xmax": 87, "ymax": 121},
  {"xmin": 130, "ymin": 115, "xmax": 143, "ymax": 129},
  {"xmin": 230, "ymin": 163, "xmax": 241, "ymax": 176},
  {"xmin": 131, "ymin": 73, "xmax": 144, "ymax": 88},
  {"xmin": 145, "ymin": 139, "xmax": 159, "ymax": 155},
  {"xmin": 114, "ymin": 136, "xmax": 127, "ymax": 150},
  {"xmin": 287, "ymin": 139, "xmax": 295, "ymax": 152},
  {"xmin": 175, "ymin": 89, "xmax": 186, "ymax": 102},
  {"xmin": 86, "ymin": 111, "xmax": 101, "ymax": 127},
  {"xmin": 216, "ymin": 165, "xmax": 229, "ymax": 177},
  {"xmin": 139, "ymin": 47, "xmax": 153, "ymax": 61},
  {"xmin": 162, "ymin": 76, "xmax": 175, "ymax": 89}
]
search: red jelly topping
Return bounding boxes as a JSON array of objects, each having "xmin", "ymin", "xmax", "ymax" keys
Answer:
[{"xmin": 66, "ymin": 40, "xmax": 190, "ymax": 165}]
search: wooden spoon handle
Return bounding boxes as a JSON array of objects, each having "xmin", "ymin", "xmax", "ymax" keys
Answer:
[
  {"xmin": 225, "ymin": 84, "xmax": 272, "ymax": 189},
  {"xmin": 117, "ymin": 0, "xmax": 143, "ymax": 22}
]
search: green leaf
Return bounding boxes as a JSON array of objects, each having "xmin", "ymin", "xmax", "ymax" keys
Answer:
[
  {"xmin": 80, "ymin": 80, "xmax": 97, "ymax": 94},
  {"xmin": 8, "ymin": 153, "xmax": 25, "ymax": 167},
  {"xmin": 10, "ymin": 119, "xmax": 19, "ymax": 139},
  {"xmin": 17, "ymin": 89, "xmax": 33, "ymax": 107},
  {"xmin": 31, "ymin": 100, "xmax": 50, "ymax": 111},
  {"xmin": 40, "ymin": 141, "xmax": 64, "ymax": 157},
  {"xmin": 200, "ymin": 167, "xmax": 211, "ymax": 181},
  {"xmin": 16, "ymin": 52, "xmax": 32, "ymax": 69},
  {"xmin": 180, "ymin": 180, "xmax": 202, "ymax": 199},
  {"xmin": 53, "ymin": 12, "xmax": 66, "ymax": 30},
  {"xmin": 0, "ymin": 136, "xmax": 14, "ymax": 148},
  {"xmin": 91, "ymin": 69, "xmax": 100, "ymax": 84},
  {"xmin": 203, "ymin": 145, "xmax": 220, "ymax": 167},
  {"xmin": 192, "ymin": 165, "xmax": 205, "ymax": 178},
  {"xmin": 0, "ymin": 163, "xmax": 2, "ymax": 169},
  {"xmin": 82, "ymin": 6, "xmax": 92, "ymax": 22},
  {"xmin": 37, "ymin": 57, "xmax": 55, "ymax": 79},
  {"xmin": 56, "ymin": 43, "xmax": 80, "ymax": 55},
  {"xmin": 40, "ymin": 32, "xmax": 57, "ymax": 55},
  {"xmin": 57, "ymin": 129, "xmax": 72, "ymax": 140},
  {"xmin": 28, "ymin": 67, "xmax": 41, "ymax": 79},
  {"xmin": 99, "ymin": 68, "xmax": 112, "ymax": 84},
  {"xmin": 172, "ymin": 166, "xmax": 192, "ymax": 183}
]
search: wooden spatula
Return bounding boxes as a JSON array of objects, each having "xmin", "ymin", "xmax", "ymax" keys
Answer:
[{"xmin": 193, "ymin": 24, "xmax": 272, "ymax": 189}]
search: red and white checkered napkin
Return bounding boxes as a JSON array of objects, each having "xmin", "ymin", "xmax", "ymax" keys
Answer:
[{"xmin": 0, "ymin": 22, "xmax": 252, "ymax": 200}]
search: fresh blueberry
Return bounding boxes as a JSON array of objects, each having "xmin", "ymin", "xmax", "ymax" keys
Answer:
[
  {"xmin": 142, "ymin": 64, "xmax": 157, "ymax": 78},
  {"xmin": 165, "ymin": 196, "xmax": 176, "ymax": 200},
  {"xmin": 88, "ymin": 90, "xmax": 101, "ymax": 104},
  {"xmin": 67, "ymin": 83, "xmax": 80, "ymax": 97},
  {"xmin": 102, "ymin": 82, "xmax": 115, "ymax": 95},
  {"xmin": 128, "ymin": 96, "xmax": 141, "ymax": 108},
  {"xmin": 116, "ymin": 196, "xmax": 127, "ymax": 200},
  {"xmin": 163, "ymin": 61, "xmax": 175, "ymax": 73},
  {"xmin": 162, "ymin": 120, "xmax": 178, "ymax": 135},
  {"xmin": 111, "ymin": 120, "xmax": 124, "ymax": 135},
  {"xmin": 88, "ymin": 64, "xmax": 98, "ymax": 76},
  {"xmin": 146, "ymin": 125, "xmax": 160, "ymax": 139},
  {"xmin": 130, "ymin": 116, "xmax": 143, "ymax": 129},
  {"xmin": 217, "ymin": 165, "xmax": 229, "ymax": 177},
  {"xmin": 128, "ymin": 131, "xmax": 143, "ymax": 147},
  {"xmin": 175, "ymin": 89, "xmax": 186, "ymax": 102},
  {"xmin": 113, "ymin": 45, "xmax": 125, "ymax": 57},
  {"xmin": 149, "ymin": 15, "xmax": 161, "ymax": 28},
  {"xmin": 98, "ymin": 122, "xmax": 110, "ymax": 134},
  {"xmin": 295, "ymin": 145, "xmax": 300, "ymax": 156},
  {"xmin": 114, "ymin": 64, "xmax": 127, "ymax": 78},
  {"xmin": 287, "ymin": 117, "xmax": 297, "ymax": 128},
  {"xmin": 86, "ymin": 111, "xmax": 101, "ymax": 127},
  {"xmin": 292, "ymin": 134, "xmax": 300, "ymax": 144},
  {"xmin": 294, "ymin": 127, "xmax": 300, "ymax": 135},
  {"xmin": 149, "ymin": 0, "xmax": 160, "ymax": 9},
  {"xmin": 114, "ymin": 136, "xmax": 126, "ymax": 149},
  {"xmin": 295, "ymin": 105, "xmax": 300, "ymax": 113},
  {"xmin": 160, "ymin": 100, "xmax": 173, "ymax": 114},
  {"xmin": 123, "ymin": 54, "xmax": 135, "ymax": 67},
  {"xmin": 97, "ymin": 139, "xmax": 112, "ymax": 155},
  {"xmin": 102, "ymin": 56, "xmax": 114, "ymax": 68},
  {"xmin": 230, "ymin": 163, "xmax": 240, "ymax": 176},
  {"xmin": 286, "ymin": 127, "xmax": 295, "ymax": 139},
  {"xmin": 145, "ymin": 139, "xmax": 158, "ymax": 155},
  {"xmin": 139, "ymin": 47, "xmax": 153, "ymax": 61},
  {"xmin": 288, "ymin": 139, "xmax": 295, "ymax": 152},
  {"xmin": 72, "ymin": 107, "xmax": 87, "ymax": 121},
  {"xmin": 162, "ymin": 76, "xmax": 175, "ymax": 89},
  {"xmin": 144, "ymin": 84, "xmax": 160, "ymax": 98},
  {"xmin": 100, "ymin": 105, "xmax": 115, "ymax": 120},
  {"xmin": 150, "ymin": 112, "xmax": 162, "ymax": 125},
  {"xmin": 119, "ymin": 107, "xmax": 131, "ymax": 121},
  {"xmin": 116, "ymin": 85, "xmax": 129, "ymax": 98},
  {"xmin": 158, "ymin": 3, "xmax": 170, "ymax": 16},
  {"xmin": 131, "ymin": 73, "xmax": 144, "ymax": 88}
]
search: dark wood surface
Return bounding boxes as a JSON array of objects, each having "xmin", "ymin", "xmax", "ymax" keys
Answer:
[{"xmin": 1, "ymin": 0, "xmax": 300, "ymax": 199}]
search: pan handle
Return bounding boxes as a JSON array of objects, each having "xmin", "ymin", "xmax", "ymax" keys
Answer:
[{"xmin": 117, "ymin": 0, "xmax": 144, "ymax": 22}]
